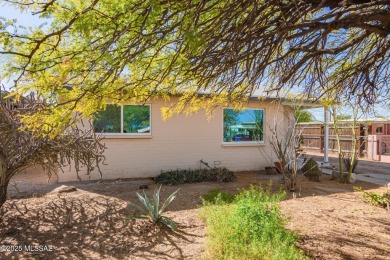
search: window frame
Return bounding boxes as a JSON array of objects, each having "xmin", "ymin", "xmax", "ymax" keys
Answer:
[
  {"xmin": 94, "ymin": 104, "xmax": 152, "ymax": 138},
  {"xmin": 222, "ymin": 107, "xmax": 265, "ymax": 146}
]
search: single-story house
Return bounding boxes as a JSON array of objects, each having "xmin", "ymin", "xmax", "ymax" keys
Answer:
[{"xmin": 57, "ymin": 96, "xmax": 322, "ymax": 182}]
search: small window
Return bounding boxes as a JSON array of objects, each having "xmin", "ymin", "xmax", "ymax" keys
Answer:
[
  {"xmin": 93, "ymin": 104, "xmax": 151, "ymax": 135},
  {"xmin": 376, "ymin": 126, "xmax": 383, "ymax": 134},
  {"xmin": 223, "ymin": 108, "xmax": 264, "ymax": 143}
]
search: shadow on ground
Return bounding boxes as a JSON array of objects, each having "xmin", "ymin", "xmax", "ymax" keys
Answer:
[
  {"xmin": 7, "ymin": 171, "xmax": 385, "ymax": 213},
  {"xmin": 297, "ymin": 216, "xmax": 390, "ymax": 260},
  {"xmin": 3, "ymin": 171, "xmax": 389, "ymax": 259},
  {"xmin": 0, "ymin": 194, "xmax": 204, "ymax": 259}
]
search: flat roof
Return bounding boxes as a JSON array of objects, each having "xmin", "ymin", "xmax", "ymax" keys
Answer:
[
  {"xmin": 250, "ymin": 96, "xmax": 323, "ymax": 108},
  {"xmin": 62, "ymin": 85, "xmax": 323, "ymax": 109}
]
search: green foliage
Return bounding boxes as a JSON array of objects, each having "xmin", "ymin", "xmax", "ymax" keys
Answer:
[
  {"xmin": 335, "ymin": 115, "xmax": 352, "ymax": 120},
  {"xmin": 2, "ymin": 0, "xmax": 387, "ymax": 133},
  {"xmin": 131, "ymin": 186, "xmax": 179, "ymax": 231},
  {"xmin": 154, "ymin": 167, "xmax": 235, "ymax": 185},
  {"xmin": 302, "ymin": 158, "xmax": 320, "ymax": 182},
  {"xmin": 294, "ymin": 110, "xmax": 313, "ymax": 123},
  {"xmin": 200, "ymin": 185, "xmax": 304, "ymax": 259},
  {"xmin": 223, "ymin": 109, "xmax": 240, "ymax": 127},
  {"xmin": 93, "ymin": 104, "xmax": 121, "ymax": 133},
  {"xmin": 123, "ymin": 105, "xmax": 150, "ymax": 133},
  {"xmin": 201, "ymin": 189, "xmax": 235, "ymax": 205},
  {"xmin": 93, "ymin": 104, "xmax": 150, "ymax": 134},
  {"xmin": 354, "ymin": 187, "xmax": 390, "ymax": 209}
]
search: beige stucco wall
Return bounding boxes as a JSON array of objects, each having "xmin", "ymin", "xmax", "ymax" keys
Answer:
[
  {"xmin": 10, "ymin": 165, "xmax": 58, "ymax": 185},
  {"xmin": 58, "ymin": 98, "xmax": 294, "ymax": 182}
]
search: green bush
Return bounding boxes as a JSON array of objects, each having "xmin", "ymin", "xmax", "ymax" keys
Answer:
[
  {"xmin": 201, "ymin": 189, "xmax": 235, "ymax": 205},
  {"xmin": 302, "ymin": 158, "xmax": 320, "ymax": 182},
  {"xmin": 154, "ymin": 167, "xmax": 235, "ymax": 185},
  {"xmin": 200, "ymin": 184, "xmax": 305, "ymax": 259},
  {"xmin": 343, "ymin": 156, "xmax": 358, "ymax": 173},
  {"xmin": 354, "ymin": 187, "xmax": 390, "ymax": 209}
]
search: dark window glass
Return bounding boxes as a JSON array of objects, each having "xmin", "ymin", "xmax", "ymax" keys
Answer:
[
  {"xmin": 93, "ymin": 105, "xmax": 151, "ymax": 134},
  {"xmin": 93, "ymin": 104, "xmax": 121, "ymax": 133},
  {"xmin": 123, "ymin": 105, "xmax": 150, "ymax": 133}
]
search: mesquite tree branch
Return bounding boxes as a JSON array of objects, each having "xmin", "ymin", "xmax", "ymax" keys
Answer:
[
  {"xmin": 0, "ymin": 0, "xmax": 389, "ymax": 114},
  {"xmin": 0, "ymin": 86, "xmax": 105, "ymax": 207}
]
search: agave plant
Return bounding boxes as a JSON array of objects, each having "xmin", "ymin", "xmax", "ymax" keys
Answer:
[{"xmin": 131, "ymin": 185, "xmax": 179, "ymax": 230}]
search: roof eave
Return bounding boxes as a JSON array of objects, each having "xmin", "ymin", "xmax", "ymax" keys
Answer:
[{"xmin": 249, "ymin": 96, "xmax": 323, "ymax": 109}]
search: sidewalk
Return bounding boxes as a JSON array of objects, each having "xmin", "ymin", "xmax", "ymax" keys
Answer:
[{"xmin": 321, "ymin": 167, "xmax": 390, "ymax": 186}]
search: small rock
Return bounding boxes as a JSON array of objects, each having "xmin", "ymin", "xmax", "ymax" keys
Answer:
[
  {"xmin": 331, "ymin": 170, "xmax": 357, "ymax": 183},
  {"xmin": 349, "ymin": 173, "xmax": 357, "ymax": 183},
  {"xmin": 51, "ymin": 185, "xmax": 77, "ymax": 193}
]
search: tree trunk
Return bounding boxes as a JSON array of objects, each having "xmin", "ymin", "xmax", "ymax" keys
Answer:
[
  {"xmin": 348, "ymin": 125, "xmax": 358, "ymax": 181},
  {"xmin": 0, "ymin": 183, "xmax": 8, "ymax": 208},
  {"xmin": 335, "ymin": 128, "xmax": 344, "ymax": 179},
  {"xmin": 0, "ymin": 162, "xmax": 9, "ymax": 208},
  {"xmin": 330, "ymin": 107, "xmax": 344, "ymax": 180},
  {"xmin": 338, "ymin": 153, "xmax": 343, "ymax": 179}
]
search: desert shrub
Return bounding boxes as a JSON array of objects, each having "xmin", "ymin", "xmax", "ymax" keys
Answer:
[
  {"xmin": 155, "ymin": 167, "xmax": 235, "ymax": 185},
  {"xmin": 332, "ymin": 170, "xmax": 357, "ymax": 183},
  {"xmin": 302, "ymin": 158, "xmax": 320, "ymax": 182},
  {"xmin": 130, "ymin": 186, "xmax": 179, "ymax": 230},
  {"xmin": 343, "ymin": 156, "xmax": 358, "ymax": 172},
  {"xmin": 354, "ymin": 187, "xmax": 390, "ymax": 209},
  {"xmin": 200, "ymin": 185, "xmax": 304, "ymax": 259},
  {"xmin": 201, "ymin": 189, "xmax": 235, "ymax": 205}
]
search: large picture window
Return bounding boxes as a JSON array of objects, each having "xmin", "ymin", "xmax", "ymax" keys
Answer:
[
  {"xmin": 93, "ymin": 104, "xmax": 151, "ymax": 135},
  {"xmin": 223, "ymin": 108, "xmax": 264, "ymax": 143}
]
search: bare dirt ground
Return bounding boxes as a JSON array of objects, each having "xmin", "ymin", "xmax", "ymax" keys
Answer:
[
  {"xmin": 1, "ymin": 171, "xmax": 389, "ymax": 259},
  {"xmin": 280, "ymin": 177, "xmax": 390, "ymax": 260}
]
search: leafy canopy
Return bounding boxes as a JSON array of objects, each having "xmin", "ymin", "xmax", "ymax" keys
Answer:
[
  {"xmin": 294, "ymin": 110, "xmax": 314, "ymax": 123},
  {"xmin": 0, "ymin": 88, "xmax": 105, "ymax": 207},
  {"xmin": 0, "ymin": 0, "xmax": 389, "ymax": 131}
]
